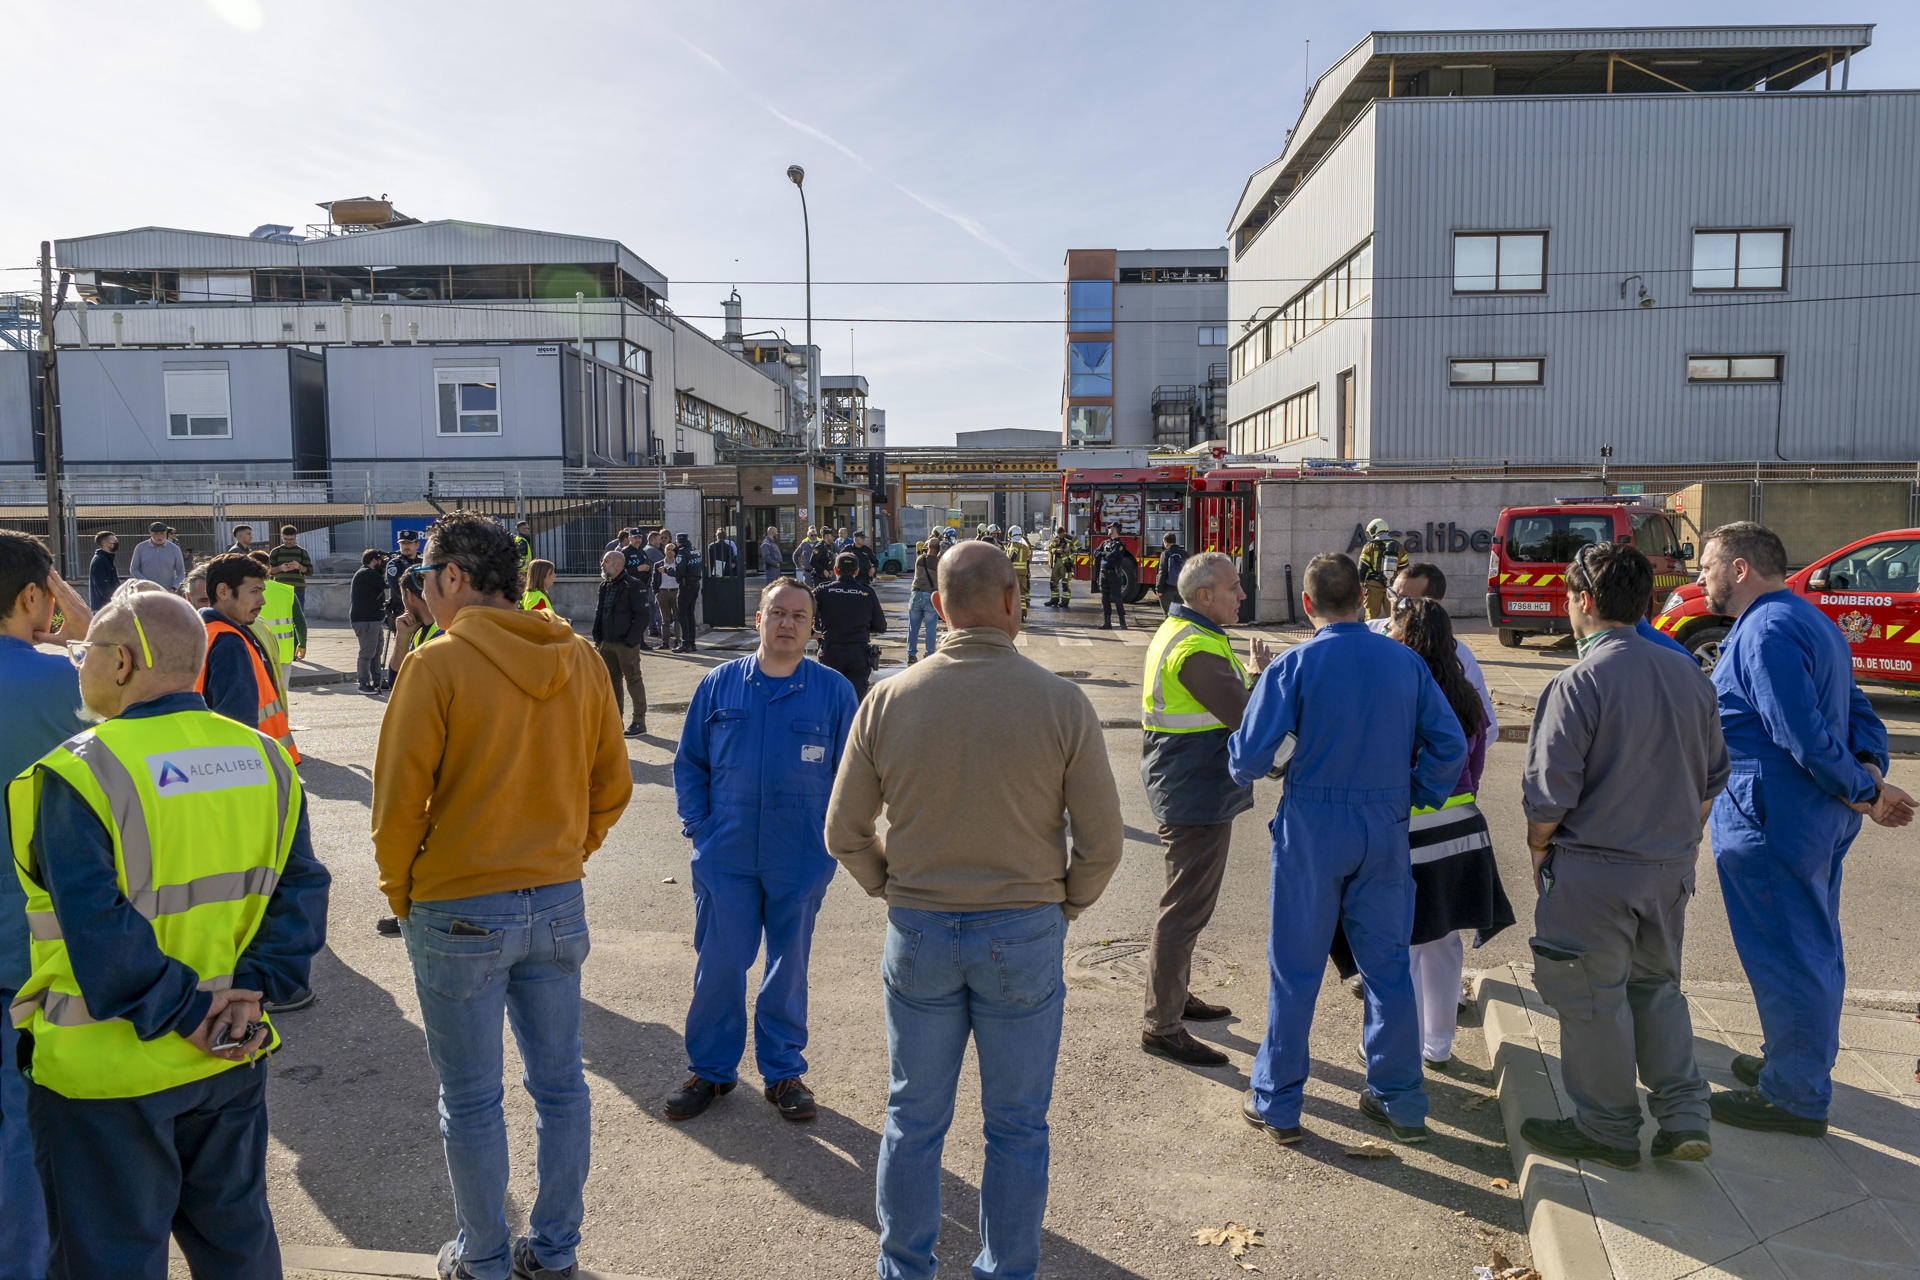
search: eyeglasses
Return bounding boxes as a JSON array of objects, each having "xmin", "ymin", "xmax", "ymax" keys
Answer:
[
  {"xmin": 1567, "ymin": 543, "xmax": 1598, "ymax": 593},
  {"xmin": 67, "ymin": 610, "xmax": 151, "ymax": 671}
]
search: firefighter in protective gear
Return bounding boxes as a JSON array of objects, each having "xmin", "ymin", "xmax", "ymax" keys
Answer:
[
  {"xmin": 1006, "ymin": 528, "xmax": 1032, "ymax": 621},
  {"xmin": 1047, "ymin": 527, "xmax": 1076, "ymax": 607},
  {"xmin": 10, "ymin": 590, "xmax": 328, "ymax": 1279},
  {"xmin": 1357, "ymin": 518, "xmax": 1407, "ymax": 621}
]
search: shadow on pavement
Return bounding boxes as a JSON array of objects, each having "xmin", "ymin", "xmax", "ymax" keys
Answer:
[
  {"xmin": 267, "ymin": 949, "xmax": 451, "ymax": 1252},
  {"xmin": 296, "ymin": 755, "xmax": 374, "ymax": 810},
  {"xmin": 578, "ymin": 999, "xmax": 1154, "ymax": 1280},
  {"xmin": 628, "ymin": 757, "xmax": 675, "ymax": 790}
]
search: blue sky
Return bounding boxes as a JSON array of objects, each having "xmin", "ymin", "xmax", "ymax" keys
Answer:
[{"xmin": 8, "ymin": 1, "xmax": 1910, "ymax": 444}]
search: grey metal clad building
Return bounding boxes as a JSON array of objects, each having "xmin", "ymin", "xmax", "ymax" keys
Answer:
[
  {"xmin": 1063, "ymin": 247, "xmax": 1228, "ymax": 450},
  {"xmin": 1225, "ymin": 25, "xmax": 1920, "ymax": 466}
]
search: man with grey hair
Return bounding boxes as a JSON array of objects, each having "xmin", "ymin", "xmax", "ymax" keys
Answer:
[
  {"xmin": 827, "ymin": 540, "xmax": 1123, "ymax": 1280},
  {"xmin": 12, "ymin": 588, "xmax": 327, "ymax": 1278},
  {"xmin": 1138, "ymin": 551, "xmax": 1274, "ymax": 1066}
]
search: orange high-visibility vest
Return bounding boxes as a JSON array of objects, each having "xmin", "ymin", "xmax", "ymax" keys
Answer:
[{"xmin": 196, "ymin": 616, "xmax": 301, "ymax": 764}]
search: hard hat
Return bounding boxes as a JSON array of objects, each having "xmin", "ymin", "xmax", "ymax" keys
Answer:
[
  {"xmin": 1010, "ymin": 527, "xmax": 1023, "ymax": 539},
  {"xmin": 1367, "ymin": 518, "xmax": 1391, "ymax": 537},
  {"xmin": 988, "ymin": 524, "xmax": 1001, "ymax": 534}
]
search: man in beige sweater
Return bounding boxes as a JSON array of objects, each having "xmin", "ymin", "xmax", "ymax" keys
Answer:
[{"xmin": 827, "ymin": 540, "xmax": 1123, "ymax": 1280}]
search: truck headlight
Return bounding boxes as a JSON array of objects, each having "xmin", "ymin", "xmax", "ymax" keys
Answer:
[{"xmin": 1662, "ymin": 591, "xmax": 1683, "ymax": 614}]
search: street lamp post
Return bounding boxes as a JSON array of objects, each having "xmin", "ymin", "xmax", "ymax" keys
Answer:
[{"xmin": 786, "ymin": 164, "xmax": 815, "ymax": 447}]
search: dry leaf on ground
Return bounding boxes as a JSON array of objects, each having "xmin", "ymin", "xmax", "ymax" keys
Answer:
[
  {"xmin": 1490, "ymin": 1176, "xmax": 1512, "ymax": 1190},
  {"xmin": 1192, "ymin": 1222, "xmax": 1265, "ymax": 1259},
  {"xmin": 1461, "ymin": 1094, "xmax": 1492, "ymax": 1111},
  {"xmin": 1488, "ymin": 1247, "xmax": 1512, "ymax": 1271},
  {"xmin": 1342, "ymin": 1140, "xmax": 1394, "ymax": 1159}
]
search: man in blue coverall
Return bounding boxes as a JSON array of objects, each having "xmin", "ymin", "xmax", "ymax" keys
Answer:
[
  {"xmin": 1698, "ymin": 523, "xmax": 1913, "ymax": 1136},
  {"xmin": 1228, "ymin": 553, "xmax": 1467, "ymax": 1145},
  {"xmin": 668, "ymin": 576, "xmax": 859, "ymax": 1123}
]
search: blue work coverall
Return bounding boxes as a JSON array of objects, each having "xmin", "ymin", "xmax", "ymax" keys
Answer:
[
  {"xmin": 1710, "ymin": 590, "xmax": 1887, "ymax": 1121},
  {"xmin": 673, "ymin": 656, "xmax": 858, "ymax": 1085},
  {"xmin": 1228, "ymin": 622, "xmax": 1467, "ymax": 1130}
]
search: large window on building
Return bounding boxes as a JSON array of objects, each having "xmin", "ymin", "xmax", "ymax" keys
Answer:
[
  {"xmin": 1068, "ymin": 280, "xmax": 1113, "ymax": 329},
  {"xmin": 1453, "ymin": 232, "xmax": 1546, "ymax": 293},
  {"xmin": 1449, "ymin": 358, "xmax": 1545, "ymax": 386},
  {"xmin": 164, "ymin": 367, "xmax": 232, "ymax": 439},
  {"xmin": 1227, "ymin": 384, "xmax": 1318, "ymax": 453},
  {"xmin": 435, "ymin": 366, "xmax": 502, "ymax": 435},
  {"xmin": 1068, "ymin": 405, "xmax": 1113, "ymax": 444},
  {"xmin": 1692, "ymin": 230, "xmax": 1787, "ymax": 290},
  {"xmin": 1068, "ymin": 342, "xmax": 1113, "ymax": 395},
  {"xmin": 1687, "ymin": 354, "xmax": 1783, "ymax": 382},
  {"xmin": 1229, "ymin": 239, "xmax": 1372, "ymax": 382}
]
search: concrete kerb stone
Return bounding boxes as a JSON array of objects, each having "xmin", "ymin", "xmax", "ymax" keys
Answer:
[
  {"xmin": 176, "ymin": 1243, "xmax": 666, "ymax": 1280},
  {"xmin": 1475, "ymin": 966, "xmax": 1615, "ymax": 1280}
]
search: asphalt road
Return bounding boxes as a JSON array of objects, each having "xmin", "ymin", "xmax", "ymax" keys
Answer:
[{"xmin": 255, "ymin": 579, "xmax": 1917, "ymax": 1280}]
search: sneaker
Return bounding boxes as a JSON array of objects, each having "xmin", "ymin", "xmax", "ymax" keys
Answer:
[
  {"xmin": 375, "ymin": 916, "xmax": 401, "ymax": 938},
  {"xmin": 1358, "ymin": 1088, "xmax": 1429, "ymax": 1144},
  {"xmin": 1141, "ymin": 1028, "xmax": 1229, "ymax": 1067},
  {"xmin": 624, "ymin": 721, "xmax": 646, "ymax": 739},
  {"xmin": 664, "ymin": 1074, "xmax": 734, "ymax": 1121},
  {"xmin": 1183, "ymin": 994, "xmax": 1231, "ymax": 1022},
  {"xmin": 1519, "ymin": 1115, "xmax": 1639, "ymax": 1169},
  {"xmin": 511, "ymin": 1235, "xmax": 576, "ymax": 1279},
  {"xmin": 1651, "ymin": 1128, "xmax": 1713, "ymax": 1162},
  {"xmin": 1241, "ymin": 1090, "xmax": 1303, "ymax": 1145},
  {"xmin": 263, "ymin": 988, "xmax": 316, "ymax": 1014},
  {"xmin": 1709, "ymin": 1088, "xmax": 1827, "ymax": 1137},
  {"xmin": 1731, "ymin": 1053, "xmax": 1764, "ymax": 1088},
  {"xmin": 765, "ymin": 1077, "xmax": 817, "ymax": 1121},
  {"xmin": 1345, "ymin": 974, "xmax": 1365, "ymax": 1000},
  {"xmin": 436, "ymin": 1240, "xmax": 479, "ymax": 1280}
]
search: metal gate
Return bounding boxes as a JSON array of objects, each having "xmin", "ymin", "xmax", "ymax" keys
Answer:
[{"xmin": 699, "ymin": 493, "xmax": 746, "ymax": 628}]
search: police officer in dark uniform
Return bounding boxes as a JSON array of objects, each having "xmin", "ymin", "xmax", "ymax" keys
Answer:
[
  {"xmin": 1094, "ymin": 527, "xmax": 1137, "ymax": 630},
  {"xmin": 815, "ymin": 552, "xmax": 887, "ymax": 698},
  {"xmin": 381, "ymin": 530, "xmax": 422, "ymax": 690},
  {"xmin": 850, "ymin": 532, "xmax": 878, "ymax": 584}
]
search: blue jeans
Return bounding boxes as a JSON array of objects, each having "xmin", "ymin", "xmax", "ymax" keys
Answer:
[
  {"xmin": 401, "ymin": 884, "xmax": 592, "ymax": 1280},
  {"xmin": 0, "ymin": 995, "xmax": 49, "ymax": 1280},
  {"xmin": 907, "ymin": 591, "xmax": 937, "ymax": 659},
  {"xmin": 877, "ymin": 904, "xmax": 1065, "ymax": 1280}
]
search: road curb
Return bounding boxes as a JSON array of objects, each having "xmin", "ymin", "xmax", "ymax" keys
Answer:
[
  {"xmin": 1474, "ymin": 967, "xmax": 1615, "ymax": 1280},
  {"xmin": 183, "ymin": 1243, "xmax": 667, "ymax": 1279},
  {"xmin": 290, "ymin": 669, "xmax": 357, "ymax": 690}
]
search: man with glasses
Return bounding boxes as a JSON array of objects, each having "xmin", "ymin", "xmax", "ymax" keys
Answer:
[
  {"xmin": 0, "ymin": 530, "xmax": 93, "ymax": 1280},
  {"xmin": 1519, "ymin": 541, "xmax": 1727, "ymax": 1169},
  {"xmin": 17, "ymin": 589, "xmax": 327, "ymax": 1279},
  {"xmin": 667, "ymin": 578, "xmax": 858, "ymax": 1124}
]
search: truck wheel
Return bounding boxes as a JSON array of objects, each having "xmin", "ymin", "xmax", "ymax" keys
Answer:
[
  {"xmin": 1123, "ymin": 565, "xmax": 1146, "ymax": 604},
  {"xmin": 1684, "ymin": 625, "xmax": 1729, "ymax": 674},
  {"xmin": 1498, "ymin": 629, "xmax": 1523, "ymax": 649},
  {"xmin": 882, "ymin": 558, "xmax": 902, "ymax": 575}
]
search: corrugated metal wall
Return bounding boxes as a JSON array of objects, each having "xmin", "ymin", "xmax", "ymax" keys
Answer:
[
  {"xmin": 1369, "ymin": 91, "xmax": 1920, "ymax": 463},
  {"xmin": 1113, "ymin": 279, "xmax": 1228, "ymax": 446}
]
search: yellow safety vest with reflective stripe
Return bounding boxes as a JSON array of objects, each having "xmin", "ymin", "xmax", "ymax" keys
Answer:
[
  {"xmin": 259, "ymin": 579, "xmax": 298, "ymax": 666},
  {"xmin": 410, "ymin": 621, "xmax": 442, "ymax": 651},
  {"xmin": 7, "ymin": 709, "xmax": 300, "ymax": 1100},
  {"xmin": 1141, "ymin": 614, "xmax": 1245, "ymax": 733}
]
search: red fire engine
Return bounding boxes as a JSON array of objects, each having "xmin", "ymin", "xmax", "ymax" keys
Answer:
[{"xmin": 1060, "ymin": 460, "xmax": 1269, "ymax": 607}]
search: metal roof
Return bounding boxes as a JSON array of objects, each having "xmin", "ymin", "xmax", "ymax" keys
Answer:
[
  {"xmin": 54, "ymin": 220, "xmax": 669, "ymax": 299},
  {"xmin": 1227, "ymin": 24, "xmax": 1876, "ymax": 238}
]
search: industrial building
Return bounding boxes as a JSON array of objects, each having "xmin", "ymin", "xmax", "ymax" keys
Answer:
[
  {"xmin": 1224, "ymin": 24, "xmax": 1920, "ymax": 466},
  {"xmin": 14, "ymin": 200, "xmax": 816, "ymax": 485},
  {"xmin": 1063, "ymin": 248, "xmax": 1228, "ymax": 450}
]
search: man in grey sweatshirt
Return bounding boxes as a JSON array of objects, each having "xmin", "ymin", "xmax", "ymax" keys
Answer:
[
  {"xmin": 127, "ymin": 522, "xmax": 186, "ymax": 591},
  {"xmin": 1520, "ymin": 541, "xmax": 1728, "ymax": 1170}
]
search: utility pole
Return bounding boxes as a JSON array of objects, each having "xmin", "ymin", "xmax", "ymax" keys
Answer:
[{"xmin": 39, "ymin": 241, "xmax": 63, "ymax": 574}]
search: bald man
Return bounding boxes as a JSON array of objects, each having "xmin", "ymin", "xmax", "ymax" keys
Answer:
[
  {"xmin": 828, "ymin": 540, "xmax": 1123, "ymax": 1280},
  {"xmin": 10, "ymin": 591, "xmax": 329, "ymax": 1279}
]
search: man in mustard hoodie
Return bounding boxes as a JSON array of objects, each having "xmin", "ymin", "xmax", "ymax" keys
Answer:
[{"xmin": 372, "ymin": 513, "xmax": 631, "ymax": 1280}]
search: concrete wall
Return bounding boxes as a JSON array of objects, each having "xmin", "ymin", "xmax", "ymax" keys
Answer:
[
  {"xmin": 0, "ymin": 350, "xmax": 34, "ymax": 470},
  {"xmin": 1670, "ymin": 480, "xmax": 1917, "ymax": 568},
  {"xmin": 57, "ymin": 347, "xmax": 296, "ymax": 468},
  {"xmin": 1253, "ymin": 477, "xmax": 1571, "ymax": 621}
]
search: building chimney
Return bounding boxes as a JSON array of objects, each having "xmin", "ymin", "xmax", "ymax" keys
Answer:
[{"xmin": 722, "ymin": 288, "xmax": 744, "ymax": 350}]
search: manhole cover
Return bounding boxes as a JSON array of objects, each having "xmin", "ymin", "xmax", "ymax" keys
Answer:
[
  {"xmin": 1053, "ymin": 669, "xmax": 1091, "ymax": 679},
  {"xmin": 1067, "ymin": 939, "xmax": 1235, "ymax": 990}
]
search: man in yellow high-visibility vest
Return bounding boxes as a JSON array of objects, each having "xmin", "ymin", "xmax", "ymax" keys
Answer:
[
  {"xmin": 1138, "ymin": 552, "xmax": 1273, "ymax": 1068},
  {"xmin": 10, "ymin": 590, "xmax": 329, "ymax": 1280}
]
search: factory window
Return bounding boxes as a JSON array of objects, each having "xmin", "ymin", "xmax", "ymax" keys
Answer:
[
  {"xmin": 1687, "ymin": 354, "xmax": 1782, "ymax": 382},
  {"xmin": 1197, "ymin": 325, "xmax": 1227, "ymax": 346},
  {"xmin": 1068, "ymin": 342, "xmax": 1113, "ymax": 395},
  {"xmin": 164, "ymin": 367, "xmax": 232, "ymax": 439},
  {"xmin": 1453, "ymin": 232, "xmax": 1546, "ymax": 293},
  {"xmin": 1068, "ymin": 405, "xmax": 1113, "ymax": 445},
  {"xmin": 1449, "ymin": 358, "xmax": 1544, "ymax": 386},
  {"xmin": 435, "ymin": 367, "xmax": 502, "ymax": 434},
  {"xmin": 1068, "ymin": 280, "xmax": 1113, "ymax": 329},
  {"xmin": 1692, "ymin": 230, "xmax": 1787, "ymax": 290},
  {"xmin": 1227, "ymin": 384, "xmax": 1317, "ymax": 453}
]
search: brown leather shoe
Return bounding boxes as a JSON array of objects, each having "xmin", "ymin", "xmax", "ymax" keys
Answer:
[
  {"xmin": 1142, "ymin": 1028, "xmax": 1229, "ymax": 1067},
  {"xmin": 1183, "ymin": 994, "xmax": 1231, "ymax": 1021}
]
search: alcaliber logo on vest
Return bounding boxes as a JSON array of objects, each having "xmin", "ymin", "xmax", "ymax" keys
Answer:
[{"xmin": 146, "ymin": 746, "xmax": 269, "ymax": 796}]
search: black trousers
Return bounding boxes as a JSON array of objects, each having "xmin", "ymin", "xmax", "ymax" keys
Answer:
[
  {"xmin": 821, "ymin": 641, "xmax": 871, "ymax": 699},
  {"xmin": 678, "ymin": 583, "xmax": 701, "ymax": 649},
  {"xmin": 1101, "ymin": 579, "xmax": 1128, "ymax": 627},
  {"xmin": 29, "ymin": 1064, "xmax": 279, "ymax": 1280}
]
